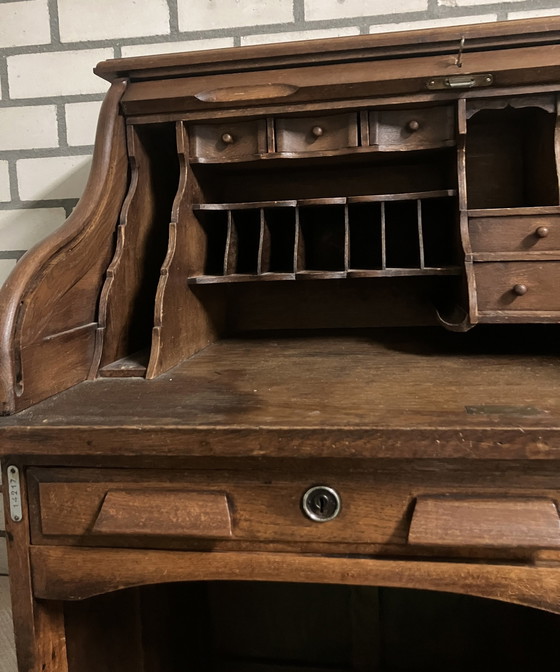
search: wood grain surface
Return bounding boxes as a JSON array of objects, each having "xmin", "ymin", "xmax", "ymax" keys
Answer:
[
  {"xmin": 0, "ymin": 577, "xmax": 16, "ymax": 672},
  {"xmin": 3, "ymin": 328, "xmax": 560, "ymax": 459}
]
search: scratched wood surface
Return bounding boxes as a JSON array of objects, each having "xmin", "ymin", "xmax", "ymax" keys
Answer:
[{"xmin": 5, "ymin": 326, "xmax": 560, "ymax": 429}]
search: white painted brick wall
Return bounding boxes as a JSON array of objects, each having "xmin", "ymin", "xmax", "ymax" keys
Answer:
[
  {"xmin": 509, "ymin": 8, "xmax": 560, "ymax": 18},
  {"xmin": 0, "ymin": 260, "xmax": 16, "ymax": 287},
  {"xmin": 0, "ymin": 106, "xmax": 58, "ymax": 151},
  {"xmin": 0, "ymin": 0, "xmax": 51, "ymax": 49},
  {"xmin": 17, "ymin": 156, "xmax": 92, "ymax": 201},
  {"xmin": 440, "ymin": 0, "xmax": 524, "ymax": 4},
  {"xmin": 305, "ymin": 0, "xmax": 428, "ymax": 22},
  {"xmin": 369, "ymin": 13, "xmax": 497, "ymax": 33},
  {"xmin": 241, "ymin": 26, "xmax": 360, "ymax": 46},
  {"xmin": 178, "ymin": 0, "xmax": 294, "ymax": 31},
  {"xmin": 65, "ymin": 101, "xmax": 103, "ymax": 147},
  {"xmin": 121, "ymin": 37, "xmax": 235, "ymax": 58},
  {"xmin": 0, "ymin": 208, "xmax": 66, "ymax": 251},
  {"xmin": 8, "ymin": 49, "xmax": 113, "ymax": 99},
  {"xmin": 58, "ymin": 0, "xmax": 170, "ymax": 43},
  {"xmin": 1, "ymin": 0, "xmax": 560, "ymax": 287},
  {"xmin": 0, "ymin": 162, "xmax": 9, "ymax": 203}
]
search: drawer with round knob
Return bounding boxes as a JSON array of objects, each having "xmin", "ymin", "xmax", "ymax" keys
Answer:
[
  {"xmin": 370, "ymin": 106, "xmax": 455, "ymax": 150},
  {"xmin": 469, "ymin": 214, "xmax": 560, "ymax": 255},
  {"xmin": 189, "ymin": 119, "xmax": 267, "ymax": 162},
  {"xmin": 275, "ymin": 113, "xmax": 359, "ymax": 155},
  {"xmin": 475, "ymin": 261, "xmax": 560, "ymax": 313}
]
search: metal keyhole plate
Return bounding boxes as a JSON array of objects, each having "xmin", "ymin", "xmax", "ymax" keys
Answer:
[{"xmin": 302, "ymin": 485, "xmax": 341, "ymax": 522}]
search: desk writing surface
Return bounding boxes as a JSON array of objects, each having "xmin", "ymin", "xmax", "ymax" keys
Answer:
[{"xmin": 2, "ymin": 328, "xmax": 560, "ymax": 460}]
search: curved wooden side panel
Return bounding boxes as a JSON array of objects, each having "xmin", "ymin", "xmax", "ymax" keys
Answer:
[
  {"xmin": 146, "ymin": 122, "xmax": 224, "ymax": 379},
  {"xmin": 0, "ymin": 79, "xmax": 129, "ymax": 415},
  {"xmin": 31, "ymin": 546, "xmax": 560, "ymax": 614}
]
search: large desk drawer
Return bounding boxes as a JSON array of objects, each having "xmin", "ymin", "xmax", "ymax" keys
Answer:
[{"xmin": 28, "ymin": 467, "xmax": 560, "ymax": 552}]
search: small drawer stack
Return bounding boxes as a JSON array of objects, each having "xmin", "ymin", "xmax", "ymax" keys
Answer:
[
  {"xmin": 188, "ymin": 105, "xmax": 455, "ymax": 163},
  {"xmin": 469, "ymin": 209, "xmax": 560, "ymax": 321}
]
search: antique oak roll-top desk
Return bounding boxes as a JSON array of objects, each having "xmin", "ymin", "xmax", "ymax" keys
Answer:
[{"xmin": 4, "ymin": 16, "xmax": 560, "ymax": 672}]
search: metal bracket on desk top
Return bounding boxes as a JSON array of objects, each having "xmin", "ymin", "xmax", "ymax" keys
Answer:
[
  {"xmin": 427, "ymin": 74, "xmax": 494, "ymax": 90},
  {"xmin": 7, "ymin": 465, "xmax": 22, "ymax": 523}
]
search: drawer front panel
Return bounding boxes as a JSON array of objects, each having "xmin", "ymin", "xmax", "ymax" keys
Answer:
[
  {"xmin": 475, "ymin": 261, "xmax": 560, "ymax": 312},
  {"xmin": 469, "ymin": 215, "xmax": 560, "ymax": 253},
  {"xmin": 275, "ymin": 114, "xmax": 358, "ymax": 154},
  {"xmin": 371, "ymin": 106, "xmax": 454, "ymax": 149},
  {"xmin": 189, "ymin": 120, "xmax": 266, "ymax": 161},
  {"xmin": 30, "ymin": 467, "xmax": 560, "ymax": 552}
]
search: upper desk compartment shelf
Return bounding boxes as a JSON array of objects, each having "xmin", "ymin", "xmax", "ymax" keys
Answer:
[
  {"xmin": 189, "ymin": 107, "xmax": 455, "ymax": 163},
  {"xmin": 6, "ymin": 17, "xmax": 560, "ymax": 413}
]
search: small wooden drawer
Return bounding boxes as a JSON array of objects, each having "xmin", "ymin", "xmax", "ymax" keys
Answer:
[
  {"xmin": 469, "ymin": 215, "xmax": 560, "ymax": 254},
  {"xmin": 370, "ymin": 106, "xmax": 454, "ymax": 149},
  {"xmin": 189, "ymin": 119, "xmax": 267, "ymax": 162},
  {"xmin": 275, "ymin": 113, "xmax": 358, "ymax": 154},
  {"xmin": 475, "ymin": 261, "xmax": 560, "ymax": 312}
]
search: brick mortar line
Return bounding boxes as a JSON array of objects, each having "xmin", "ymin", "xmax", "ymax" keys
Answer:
[
  {"xmin": 47, "ymin": 0, "xmax": 61, "ymax": 45},
  {"xmin": 6, "ymin": 159, "xmax": 17, "ymax": 202},
  {"xmin": 3, "ymin": 1, "xmax": 557, "ymax": 59},
  {"xmin": 167, "ymin": 0, "xmax": 180, "ymax": 35},
  {"xmin": 0, "ymin": 251, "xmax": 26, "ymax": 261},
  {"xmin": 0, "ymin": 198, "xmax": 78, "ymax": 211},
  {"xmin": 0, "ymin": 146, "xmax": 94, "ymax": 160},
  {"xmin": 0, "ymin": 94, "xmax": 106, "ymax": 108},
  {"xmin": 56, "ymin": 103, "xmax": 68, "ymax": 149},
  {"xmin": 0, "ymin": 53, "xmax": 9, "ymax": 102},
  {"xmin": 293, "ymin": 0, "xmax": 305, "ymax": 24}
]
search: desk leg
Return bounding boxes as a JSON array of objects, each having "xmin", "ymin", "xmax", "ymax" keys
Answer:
[{"xmin": 3, "ymin": 462, "xmax": 68, "ymax": 672}]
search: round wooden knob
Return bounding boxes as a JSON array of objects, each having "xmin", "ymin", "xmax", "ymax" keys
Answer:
[
  {"xmin": 513, "ymin": 284, "xmax": 528, "ymax": 296},
  {"xmin": 311, "ymin": 126, "xmax": 324, "ymax": 138},
  {"xmin": 535, "ymin": 226, "xmax": 550, "ymax": 238},
  {"xmin": 221, "ymin": 133, "xmax": 235, "ymax": 144},
  {"xmin": 407, "ymin": 120, "xmax": 421, "ymax": 132}
]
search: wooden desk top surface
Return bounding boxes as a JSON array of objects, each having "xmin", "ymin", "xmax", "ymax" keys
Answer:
[{"xmin": 2, "ymin": 328, "xmax": 560, "ymax": 460}]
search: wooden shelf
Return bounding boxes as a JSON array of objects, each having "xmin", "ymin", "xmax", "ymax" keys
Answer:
[
  {"xmin": 468, "ymin": 206, "xmax": 560, "ymax": 217},
  {"xmin": 189, "ymin": 267, "xmax": 462, "ymax": 284},
  {"xmin": 191, "ymin": 190, "xmax": 460, "ymax": 284},
  {"xmin": 188, "ymin": 142, "xmax": 457, "ymax": 164},
  {"xmin": 194, "ymin": 190, "xmax": 456, "ymax": 211},
  {"xmin": 6, "ymin": 329, "xmax": 560, "ymax": 459}
]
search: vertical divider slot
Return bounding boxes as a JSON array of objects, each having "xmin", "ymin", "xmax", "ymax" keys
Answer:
[
  {"xmin": 298, "ymin": 204, "xmax": 347, "ymax": 274},
  {"xmin": 196, "ymin": 210, "xmax": 229, "ymax": 277},
  {"xmin": 421, "ymin": 197, "xmax": 458, "ymax": 268},
  {"xmin": 417, "ymin": 199, "xmax": 425, "ymax": 270},
  {"xmin": 262, "ymin": 206, "xmax": 297, "ymax": 275},
  {"xmin": 348, "ymin": 203, "xmax": 384, "ymax": 270},
  {"xmin": 224, "ymin": 210, "xmax": 237, "ymax": 275},
  {"xmin": 231, "ymin": 208, "xmax": 261, "ymax": 275},
  {"xmin": 385, "ymin": 200, "xmax": 422, "ymax": 269}
]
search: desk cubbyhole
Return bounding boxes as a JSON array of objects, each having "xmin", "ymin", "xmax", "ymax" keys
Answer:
[
  {"xmin": 227, "ymin": 209, "xmax": 261, "ymax": 275},
  {"xmin": 348, "ymin": 202, "xmax": 384, "ymax": 270},
  {"xmin": 421, "ymin": 196, "xmax": 458, "ymax": 268},
  {"xmin": 197, "ymin": 211, "xmax": 229, "ymax": 276},
  {"xmin": 298, "ymin": 205, "xmax": 346, "ymax": 272},
  {"xmin": 466, "ymin": 107, "xmax": 558, "ymax": 209},
  {"xmin": 261, "ymin": 207, "xmax": 297, "ymax": 274},
  {"xmin": 385, "ymin": 200, "xmax": 422, "ymax": 269}
]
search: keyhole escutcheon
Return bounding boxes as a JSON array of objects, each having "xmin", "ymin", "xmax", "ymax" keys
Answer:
[{"xmin": 302, "ymin": 485, "xmax": 341, "ymax": 522}]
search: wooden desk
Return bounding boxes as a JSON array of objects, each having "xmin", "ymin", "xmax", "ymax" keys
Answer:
[{"xmin": 2, "ymin": 17, "xmax": 560, "ymax": 672}]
